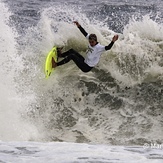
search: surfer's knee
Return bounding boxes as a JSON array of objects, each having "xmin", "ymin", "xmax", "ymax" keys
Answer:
[
  {"xmin": 68, "ymin": 48, "xmax": 76, "ymax": 53},
  {"xmin": 82, "ymin": 70, "xmax": 88, "ymax": 73},
  {"xmin": 81, "ymin": 68, "xmax": 92, "ymax": 73}
]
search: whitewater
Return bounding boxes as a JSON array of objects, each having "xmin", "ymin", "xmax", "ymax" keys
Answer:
[{"xmin": 0, "ymin": 0, "xmax": 163, "ymax": 162}]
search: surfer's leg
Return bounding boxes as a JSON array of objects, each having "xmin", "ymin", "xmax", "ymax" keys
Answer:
[
  {"xmin": 56, "ymin": 56, "xmax": 71, "ymax": 66},
  {"xmin": 59, "ymin": 49, "xmax": 82, "ymax": 58},
  {"xmin": 68, "ymin": 49, "xmax": 84, "ymax": 59},
  {"xmin": 70, "ymin": 55, "xmax": 93, "ymax": 72},
  {"xmin": 57, "ymin": 53, "xmax": 92, "ymax": 73},
  {"xmin": 58, "ymin": 49, "xmax": 71, "ymax": 58},
  {"xmin": 57, "ymin": 49, "xmax": 83, "ymax": 65}
]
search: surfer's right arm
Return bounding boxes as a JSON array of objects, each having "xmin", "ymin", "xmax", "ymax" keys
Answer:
[{"xmin": 73, "ymin": 21, "xmax": 88, "ymax": 37}]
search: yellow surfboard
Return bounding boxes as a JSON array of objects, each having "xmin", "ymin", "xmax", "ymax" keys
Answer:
[{"xmin": 45, "ymin": 46, "xmax": 58, "ymax": 79}]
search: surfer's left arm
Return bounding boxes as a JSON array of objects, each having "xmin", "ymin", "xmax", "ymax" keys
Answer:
[
  {"xmin": 105, "ymin": 35, "xmax": 118, "ymax": 50},
  {"xmin": 73, "ymin": 21, "xmax": 88, "ymax": 37}
]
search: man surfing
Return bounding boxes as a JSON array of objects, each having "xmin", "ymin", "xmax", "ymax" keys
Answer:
[{"xmin": 52, "ymin": 21, "xmax": 118, "ymax": 73}]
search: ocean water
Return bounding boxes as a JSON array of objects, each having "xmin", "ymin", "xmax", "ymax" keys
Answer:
[
  {"xmin": 0, "ymin": 0, "xmax": 163, "ymax": 162},
  {"xmin": 0, "ymin": 141, "xmax": 163, "ymax": 163}
]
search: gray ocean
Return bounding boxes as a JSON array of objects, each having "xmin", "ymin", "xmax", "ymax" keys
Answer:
[{"xmin": 0, "ymin": 0, "xmax": 163, "ymax": 146}]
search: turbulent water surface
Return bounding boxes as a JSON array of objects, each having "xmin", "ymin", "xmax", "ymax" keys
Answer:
[{"xmin": 0, "ymin": 0, "xmax": 163, "ymax": 147}]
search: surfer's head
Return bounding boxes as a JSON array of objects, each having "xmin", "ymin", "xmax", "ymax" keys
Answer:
[{"xmin": 89, "ymin": 34, "xmax": 97, "ymax": 47}]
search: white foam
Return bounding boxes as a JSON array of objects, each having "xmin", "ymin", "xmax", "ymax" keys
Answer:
[
  {"xmin": 101, "ymin": 15, "xmax": 163, "ymax": 86},
  {"xmin": 0, "ymin": 1, "xmax": 39, "ymax": 141},
  {"xmin": 0, "ymin": 141, "xmax": 163, "ymax": 163}
]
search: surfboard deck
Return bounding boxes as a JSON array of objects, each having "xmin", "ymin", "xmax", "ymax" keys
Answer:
[{"xmin": 45, "ymin": 46, "xmax": 58, "ymax": 79}]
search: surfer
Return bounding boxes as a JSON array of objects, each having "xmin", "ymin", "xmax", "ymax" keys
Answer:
[{"xmin": 52, "ymin": 21, "xmax": 118, "ymax": 72}]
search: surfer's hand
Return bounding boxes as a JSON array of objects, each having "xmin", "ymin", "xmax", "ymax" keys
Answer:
[
  {"xmin": 112, "ymin": 35, "xmax": 119, "ymax": 42},
  {"xmin": 73, "ymin": 21, "xmax": 80, "ymax": 27}
]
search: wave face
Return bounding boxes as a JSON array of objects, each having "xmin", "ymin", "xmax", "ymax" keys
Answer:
[{"xmin": 0, "ymin": 0, "xmax": 163, "ymax": 145}]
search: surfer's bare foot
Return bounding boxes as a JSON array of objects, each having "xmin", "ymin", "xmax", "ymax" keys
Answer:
[
  {"xmin": 57, "ymin": 47, "xmax": 63, "ymax": 58},
  {"xmin": 52, "ymin": 57, "xmax": 57, "ymax": 68}
]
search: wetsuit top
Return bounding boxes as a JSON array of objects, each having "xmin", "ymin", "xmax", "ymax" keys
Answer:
[{"xmin": 78, "ymin": 26, "xmax": 114, "ymax": 67}]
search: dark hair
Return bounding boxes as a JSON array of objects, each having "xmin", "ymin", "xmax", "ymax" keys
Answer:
[{"xmin": 89, "ymin": 34, "xmax": 97, "ymax": 42}]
